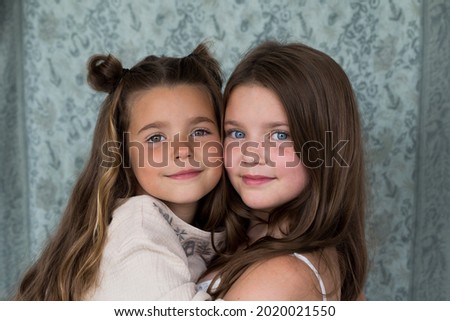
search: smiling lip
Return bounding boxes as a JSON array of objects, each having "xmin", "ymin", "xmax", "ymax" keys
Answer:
[
  {"xmin": 242, "ymin": 174, "xmax": 275, "ymax": 186},
  {"xmin": 167, "ymin": 169, "xmax": 202, "ymax": 180}
]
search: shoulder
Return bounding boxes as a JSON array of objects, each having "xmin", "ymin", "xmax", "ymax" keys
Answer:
[
  {"xmin": 113, "ymin": 195, "xmax": 168, "ymax": 219},
  {"xmin": 223, "ymin": 254, "xmax": 325, "ymax": 301},
  {"xmin": 111, "ymin": 195, "xmax": 172, "ymax": 230},
  {"xmin": 106, "ymin": 195, "xmax": 180, "ymax": 250}
]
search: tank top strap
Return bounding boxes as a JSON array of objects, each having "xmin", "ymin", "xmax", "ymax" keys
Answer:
[{"xmin": 291, "ymin": 253, "xmax": 327, "ymax": 301}]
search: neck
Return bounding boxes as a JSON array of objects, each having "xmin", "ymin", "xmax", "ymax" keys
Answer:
[{"xmin": 165, "ymin": 201, "xmax": 197, "ymax": 224}]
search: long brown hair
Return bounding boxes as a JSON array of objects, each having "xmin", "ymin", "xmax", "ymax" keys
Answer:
[
  {"xmin": 14, "ymin": 43, "xmax": 224, "ymax": 300},
  {"xmin": 208, "ymin": 41, "xmax": 367, "ymax": 300}
]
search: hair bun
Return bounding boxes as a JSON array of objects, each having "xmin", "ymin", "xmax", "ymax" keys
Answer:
[
  {"xmin": 87, "ymin": 54, "xmax": 124, "ymax": 93},
  {"xmin": 189, "ymin": 42, "xmax": 223, "ymax": 90}
]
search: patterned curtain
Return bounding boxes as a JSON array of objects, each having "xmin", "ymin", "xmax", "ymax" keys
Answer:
[
  {"xmin": 0, "ymin": 0, "xmax": 30, "ymax": 300},
  {"xmin": 1, "ymin": 0, "xmax": 449, "ymax": 300},
  {"xmin": 412, "ymin": 0, "xmax": 450, "ymax": 300}
]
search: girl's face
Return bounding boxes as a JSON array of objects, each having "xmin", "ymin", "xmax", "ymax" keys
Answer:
[
  {"xmin": 127, "ymin": 84, "xmax": 222, "ymax": 222},
  {"xmin": 224, "ymin": 84, "xmax": 308, "ymax": 215}
]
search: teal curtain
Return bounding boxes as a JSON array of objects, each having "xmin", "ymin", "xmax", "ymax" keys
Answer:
[
  {"xmin": 1, "ymin": 0, "xmax": 449, "ymax": 300},
  {"xmin": 1, "ymin": 0, "xmax": 30, "ymax": 300},
  {"xmin": 412, "ymin": 0, "xmax": 450, "ymax": 300}
]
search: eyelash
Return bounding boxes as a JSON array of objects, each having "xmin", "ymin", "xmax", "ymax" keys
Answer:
[
  {"xmin": 226, "ymin": 129, "xmax": 290, "ymax": 141},
  {"xmin": 270, "ymin": 131, "xmax": 289, "ymax": 141},
  {"xmin": 147, "ymin": 133, "xmax": 166, "ymax": 143},
  {"xmin": 191, "ymin": 128, "xmax": 211, "ymax": 137},
  {"xmin": 146, "ymin": 128, "xmax": 211, "ymax": 144},
  {"xmin": 226, "ymin": 129, "xmax": 245, "ymax": 139}
]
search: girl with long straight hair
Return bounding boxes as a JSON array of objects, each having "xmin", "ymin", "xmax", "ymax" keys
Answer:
[{"xmin": 201, "ymin": 41, "xmax": 368, "ymax": 300}]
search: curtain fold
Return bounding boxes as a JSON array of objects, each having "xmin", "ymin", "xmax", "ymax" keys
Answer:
[
  {"xmin": 0, "ymin": 0, "xmax": 30, "ymax": 299},
  {"xmin": 413, "ymin": 0, "xmax": 450, "ymax": 300}
]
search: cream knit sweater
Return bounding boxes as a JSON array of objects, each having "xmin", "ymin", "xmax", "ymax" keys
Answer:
[{"xmin": 84, "ymin": 195, "xmax": 224, "ymax": 300}]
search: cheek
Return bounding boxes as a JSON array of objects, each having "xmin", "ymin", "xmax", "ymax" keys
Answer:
[
  {"xmin": 224, "ymin": 165, "xmax": 234, "ymax": 180},
  {"xmin": 271, "ymin": 146, "xmax": 301, "ymax": 167},
  {"xmin": 129, "ymin": 144, "xmax": 164, "ymax": 174},
  {"xmin": 209, "ymin": 165, "xmax": 223, "ymax": 186},
  {"xmin": 275, "ymin": 148, "xmax": 308, "ymax": 185},
  {"xmin": 284, "ymin": 147, "xmax": 299, "ymax": 163},
  {"xmin": 129, "ymin": 147, "xmax": 142, "ymax": 168},
  {"xmin": 284, "ymin": 163, "xmax": 309, "ymax": 192},
  {"xmin": 132, "ymin": 162, "xmax": 158, "ymax": 192},
  {"xmin": 224, "ymin": 149, "xmax": 240, "ymax": 181},
  {"xmin": 145, "ymin": 145, "xmax": 166, "ymax": 165},
  {"xmin": 224, "ymin": 140, "xmax": 240, "ymax": 169},
  {"xmin": 224, "ymin": 164, "xmax": 240, "ymax": 192},
  {"xmin": 199, "ymin": 140, "xmax": 222, "ymax": 165}
]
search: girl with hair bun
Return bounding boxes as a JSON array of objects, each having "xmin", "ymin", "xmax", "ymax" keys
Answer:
[{"xmin": 14, "ymin": 43, "xmax": 225, "ymax": 300}]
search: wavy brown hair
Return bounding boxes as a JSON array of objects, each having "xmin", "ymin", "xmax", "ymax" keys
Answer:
[
  {"xmin": 13, "ymin": 43, "xmax": 224, "ymax": 300},
  {"xmin": 207, "ymin": 41, "xmax": 368, "ymax": 300}
]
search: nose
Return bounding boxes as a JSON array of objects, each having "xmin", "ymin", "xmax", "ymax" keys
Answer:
[
  {"xmin": 175, "ymin": 143, "xmax": 192, "ymax": 159},
  {"xmin": 241, "ymin": 141, "xmax": 266, "ymax": 166}
]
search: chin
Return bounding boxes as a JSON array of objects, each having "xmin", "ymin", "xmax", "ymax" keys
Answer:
[{"xmin": 241, "ymin": 199, "xmax": 275, "ymax": 212}]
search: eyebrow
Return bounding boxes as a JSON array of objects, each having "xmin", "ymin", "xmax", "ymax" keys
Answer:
[
  {"xmin": 138, "ymin": 121, "xmax": 165, "ymax": 134},
  {"xmin": 224, "ymin": 119, "xmax": 289, "ymax": 128},
  {"xmin": 190, "ymin": 116, "xmax": 217, "ymax": 126},
  {"xmin": 223, "ymin": 120, "xmax": 241, "ymax": 127},
  {"xmin": 138, "ymin": 116, "xmax": 216, "ymax": 134}
]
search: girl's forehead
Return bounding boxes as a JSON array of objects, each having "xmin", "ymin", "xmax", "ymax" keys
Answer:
[
  {"xmin": 225, "ymin": 85, "xmax": 288, "ymax": 122},
  {"xmin": 127, "ymin": 85, "xmax": 216, "ymax": 131}
]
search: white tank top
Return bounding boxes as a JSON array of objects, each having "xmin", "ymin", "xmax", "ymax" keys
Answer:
[{"xmin": 291, "ymin": 253, "xmax": 327, "ymax": 301}]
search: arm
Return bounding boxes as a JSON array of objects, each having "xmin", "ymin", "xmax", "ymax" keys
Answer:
[
  {"xmin": 93, "ymin": 239, "xmax": 210, "ymax": 300},
  {"xmin": 87, "ymin": 196, "xmax": 211, "ymax": 301}
]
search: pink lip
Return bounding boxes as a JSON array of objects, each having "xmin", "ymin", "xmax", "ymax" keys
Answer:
[
  {"xmin": 242, "ymin": 174, "xmax": 275, "ymax": 186},
  {"xmin": 167, "ymin": 169, "xmax": 202, "ymax": 180}
]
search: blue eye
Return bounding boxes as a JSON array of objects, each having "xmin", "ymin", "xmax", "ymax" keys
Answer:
[
  {"xmin": 271, "ymin": 131, "xmax": 289, "ymax": 141},
  {"xmin": 191, "ymin": 129, "xmax": 210, "ymax": 137},
  {"xmin": 147, "ymin": 134, "xmax": 166, "ymax": 143},
  {"xmin": 229, "ymin": 130, "xmax": 245, "ymax": 139}
]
